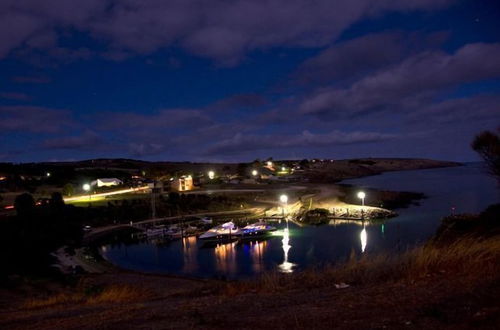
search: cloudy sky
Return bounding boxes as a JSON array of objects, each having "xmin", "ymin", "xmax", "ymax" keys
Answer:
[{"xmin": 1, "ymin": 0, "xmax": 499, "ymax": 162}]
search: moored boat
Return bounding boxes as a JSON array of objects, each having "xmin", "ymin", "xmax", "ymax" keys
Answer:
[
  {"xmin": 145, "ymin": 225, "xmax": 166, "ymax": 238},
  {"xmin": 240, "ymin": 221, "xmax": 276, "ymax": 238},
  {"xmin": 199, "ymin": 221, "xmax": 241, "ymax": 241}
]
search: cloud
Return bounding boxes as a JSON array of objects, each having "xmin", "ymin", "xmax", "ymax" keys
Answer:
[
  {"xmin": 0, "ymin": 0, "xmax": 454, "ymax": 63},
  {"xmin": 100, "ymin": 108, "xmax": 213, "ymax": 134},
  {"xmin": 0, "ymin": 92, "xmax": 31, "ymax": 101},
  {"xmin": 205, "ymin": 129, "xmax": 397, "ymax": 155},
  {"xmin": 294, "ymin": 31, "xmax": 450, "ymax": 84},
  {"xmin": 209, "ymin": 93, "xmax": 268, "ymax": 112},
  {"xmin": 11, "ymin": 75, "xmax": 51, "ymax": 84},
  {"xmin": 299, "ymin": 42, "xmax": 500, "ymax": 117},
  {"xmin": 41, "ymin": 130, "xmax": 102, "ymax": 149},
  {"xmin": 0, "ymin": 105, "xmax": 74, "ymax": 133},
  {"xmin": 128, "ymin": 143, "xmax": 165, "ymax": 157},
  {"xmin": 408, "ymin": 94, "xmax": 500, "ymax": 125}
]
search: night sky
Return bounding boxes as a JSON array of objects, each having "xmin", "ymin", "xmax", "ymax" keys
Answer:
[{"xmin": 1, "ymin": 0, "xmax": 499, "ymax": 163}]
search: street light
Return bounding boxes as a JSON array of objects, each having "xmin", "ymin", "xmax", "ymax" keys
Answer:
[
  {"xmin": 83, "ymin": 183, "xmax": 91, "ymax": 201},
  {"xmin": 280, "ymin": 194, "xmax": 288, "ymax": 217},
  {"xmin": 208, "ymin": 170, "xmax": 215, "ymax": 180},
  {"xmin": 280, "ymin": 194, "xmax": 288, "ymax": 204},
  {"xmin": 46, "ymin": 172, "xmax": 51, "ymax": 177},
  {"xmin": 251, "ymin": 169, "xmax": 258, "ymax": 177},
  {"xmin": 357, "ymin": 191, "xmax": 366, "ymax": 207}
]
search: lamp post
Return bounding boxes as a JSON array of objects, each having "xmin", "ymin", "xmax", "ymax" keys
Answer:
[
  {"xmin": 357, "ymin": 191, "xmax": 366, "ymax": 219},
  {"xmin": 357, "ymin": 191, "xmax": 366, "ymax": 207},
  {"xmin": 280, "ymin": 194, "xmax": 288, "ymax": 218},
  {"xmin": 83, "ymin": 183, "xmax": 91, "ymax": 201}
]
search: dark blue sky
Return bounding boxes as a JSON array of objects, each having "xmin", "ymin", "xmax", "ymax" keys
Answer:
[{"xmin": 1, "ymin": 0, "xmax": 499, "ymax": 162}]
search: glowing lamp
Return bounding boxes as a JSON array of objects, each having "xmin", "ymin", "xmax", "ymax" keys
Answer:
[{"xmin": 280, "ymin": 194, "xmax": 288, "ymax": 204}]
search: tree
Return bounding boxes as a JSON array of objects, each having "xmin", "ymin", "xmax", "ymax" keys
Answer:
[
  {"xmin": 299, "ymin": 159, "xmax": 310, "ymax": 168},
  {"xmin": 237, "ymin": 163, "xmax": 248, "ymax": 176},
  {"xmin": 62, "ymin": 183, "xmax": 74, "ymax": 196},
  {"xmin": 50, "ymin": 192, "xmax": 65, "ymax": 210},
  {"xmin": 14, "ymin": 193, "xmax": 35, "ymax": 218},
  {"xmin": 472, "ymin": 128, "xmax": 500, "ymax": 181}
]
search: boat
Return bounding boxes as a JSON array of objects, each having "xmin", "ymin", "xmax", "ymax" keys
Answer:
[
  {"xmin": 164, "ymin": 226, "xmax": 183, "ymax": 239},
  {"xmin": 240, "ymin": 221, "xmax": 276, "ymax": 238},
  {"xmin": 145, "ymin": 225, "xmax": 167, "ymax": 238},
  {"xmin": 200, "ymin": 216, "xmax": 213, "ymax": 224},
  {"xmin": 199, "ymin": 221, "xmax": 241, "ymax": 241}
]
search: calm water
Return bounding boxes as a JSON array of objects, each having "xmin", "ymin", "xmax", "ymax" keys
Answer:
[{"xmin": 102, "ymin": 163, "xmax": 499, "ymax": 279}]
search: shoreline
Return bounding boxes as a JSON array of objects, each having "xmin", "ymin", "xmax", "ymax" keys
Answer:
[{"xmin": 75, "ymin": 164, "xmax": 443, "ymax": 277}]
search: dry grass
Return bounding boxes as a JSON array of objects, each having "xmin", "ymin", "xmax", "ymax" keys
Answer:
[
  {"xmin": 22, "ymin": 293, "xmax": 84, "ymax": 309},
  {"xmin": 226, "ymin": 236, "xmax": 500, "ymax": 295},
  {"xmin": 22, "ymin": 284, "xmax": 150, "ymax": 309}
]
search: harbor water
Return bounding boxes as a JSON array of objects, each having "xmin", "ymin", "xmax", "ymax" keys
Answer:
[{"xmin": 101, "ymin": 163, "xmax": 499, "ymax": 279}]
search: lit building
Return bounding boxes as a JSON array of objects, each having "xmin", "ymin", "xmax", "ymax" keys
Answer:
[
  {"xmin": 171, "ymin": 175, "xmax": 194, "ymax": 191},
  {"xmin": 91, "ymin": 178, "xmax": 123, "ymax": 187}
]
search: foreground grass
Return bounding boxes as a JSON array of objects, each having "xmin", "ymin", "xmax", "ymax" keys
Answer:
[
  {"xmin": 22, "ymin": 284, "xmax": 150, "ymax": 309},
  {"xmin": 4, "ymin": 235, "xmax": 498, "ymax": 329},
  {"xmin": 226, "ymin": 236, "xmax": 500, "ymax": 295},
  {"xmin": 21, "ymin": 236, "xmax": 500, "ymax": 308}
]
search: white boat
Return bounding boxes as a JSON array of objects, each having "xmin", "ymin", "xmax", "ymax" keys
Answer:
[
  {"xmin": 200, "ymin": 217, "xmax": 213, "ymax": 224},
  {"xmin": 165, "ymin": 226, "xmax": 183, "ymax": 239},
  {"xmin": 199, "ymin": 221, "xmax": 241, "ymax": 241},
  {"xmin": 240, "ymin": 222, "xmax": 276, "ymax": 238},
  {"xmin": 145, "ymin": 226, "xmax": 166, "ymax": 238}
]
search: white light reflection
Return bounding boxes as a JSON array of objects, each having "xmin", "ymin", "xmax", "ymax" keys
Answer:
[
  {"xmin": 360, "ymin": 226, "xmax": 367, "ymax": 253},
  {"xmin": 278, "ymin": 222, "xmax": 296, "ymax": 273}
]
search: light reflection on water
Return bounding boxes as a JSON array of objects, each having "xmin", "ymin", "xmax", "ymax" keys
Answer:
[
  {"xmin": 182, "ymin": 236, "xmax": 197, "ymax": 273},
  {"xmin": 102, "ymin": 163, "xmax": 498, "ymax": 279},
  {"xmin": 360, "ymin": 226, "xmax": 367, "ymax": 253},
  {"xmin": 214, "ymin": 242, "xmax": 237, "ymax": 275},
  {"xmin": 278, "ymin": 221, "xmax": 296, "ymax": 273},
  {"xmin": 250, "ymin": 240, "xmax": 266, "ymax": 273}
]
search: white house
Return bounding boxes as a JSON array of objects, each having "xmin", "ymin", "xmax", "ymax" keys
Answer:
[{"xmin": 91, "ymin": 178, "xmax": 123, "ymax": 187}]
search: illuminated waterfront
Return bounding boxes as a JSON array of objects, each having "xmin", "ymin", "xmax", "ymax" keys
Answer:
[{"xmin": 102, "ymin": 163, "xmax": 498, "ymax": 279}]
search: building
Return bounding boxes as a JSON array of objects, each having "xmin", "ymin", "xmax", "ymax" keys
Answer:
[
  {"xmin": 91, "ymin": 178, "xmax": 123, "ymax": 187},
  {"xmin": 171, "ymin": 175, "xmax": 193, "ymax": 192}
]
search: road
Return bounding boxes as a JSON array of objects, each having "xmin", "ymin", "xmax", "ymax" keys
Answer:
[{"xmin": 64, "ymin": 186, "xmax": 150, "ymax": 203}]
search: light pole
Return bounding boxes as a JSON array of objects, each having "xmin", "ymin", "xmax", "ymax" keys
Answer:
[
  {"xmin": 357, "ymin": 191, "xmax": 366, "ymax": 219},
  {"xmin": 83, "ymin": 183, "xmax": 91, "ymax": 201},
  {"xmin": 357, "ymin": 191, "xmax": 366, "ymax": 207},
  {"xmin": 280, "ymin": 194, "xmax": 288, "ymax": 218}
]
